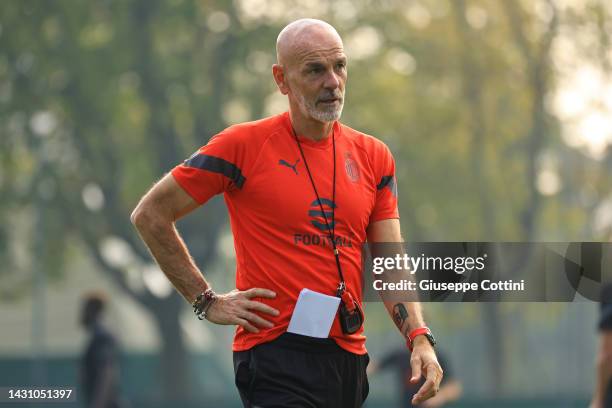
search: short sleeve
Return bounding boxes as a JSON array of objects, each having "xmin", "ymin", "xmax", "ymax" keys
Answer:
[
  {"xmin": 369, "ymin": 142, "xmax": 399, "ymax": 223},
  {"xmin": 172, "ymin": 127, "xmax": 248, "ymax": 205}
]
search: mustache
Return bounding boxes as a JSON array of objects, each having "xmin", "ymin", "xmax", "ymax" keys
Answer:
[{"xmin": 317, "ymin": 90, "xmax": 344, "ymax": 102}]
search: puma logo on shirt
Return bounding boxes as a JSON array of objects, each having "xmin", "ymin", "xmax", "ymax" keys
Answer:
[{"xmin": 279, "ymin": 158, "xmax": 300, "ymax": 175}]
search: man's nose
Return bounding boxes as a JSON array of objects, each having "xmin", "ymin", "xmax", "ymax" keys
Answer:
[{"xmin": 323, "ymin": 69, "xmax": 341, "ymax": 89}]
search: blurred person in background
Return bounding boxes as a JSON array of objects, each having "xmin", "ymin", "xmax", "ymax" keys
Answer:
[
  {"xmin": 591, "ymin": 283, "xmax": 612, "ymax": 408},
  {"xmin": 131, "ymin": 18, "xmax": 442, "ymax": 408},
  {"xmin": 369, "ymin": 347, "xmax": 462, "ymax": 408},
  {"xmin": 79, "ymin": 292, "xmax": 128, "ymax": 408}
]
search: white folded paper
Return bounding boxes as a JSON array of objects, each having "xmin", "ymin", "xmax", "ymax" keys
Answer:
[{"xmin": 287, "ymin": 288, "xmax": 341, "ymax": 338}]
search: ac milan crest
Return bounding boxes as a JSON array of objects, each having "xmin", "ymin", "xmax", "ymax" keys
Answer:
[{"xmin": 344, "ymin": 152, "xmax": 360, "ymax": 183}]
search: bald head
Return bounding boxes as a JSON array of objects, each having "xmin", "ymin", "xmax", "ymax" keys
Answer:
[
  {"xmin": 272, "ymin": 19, "xmax": 347, "ymax": 125},
  {"xmin": 276, "ymin": 19, "xmax": 343, "ymax": 67}
]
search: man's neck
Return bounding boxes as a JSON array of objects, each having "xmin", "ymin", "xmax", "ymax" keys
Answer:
[{"xmin": 289, "ymin": 110, "xmax": 334, "ymax": 141}]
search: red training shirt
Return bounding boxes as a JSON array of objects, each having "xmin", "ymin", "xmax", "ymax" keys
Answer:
[{"xmin": 172, "ymin": 111, "xmax": 399, "ymax": 354}]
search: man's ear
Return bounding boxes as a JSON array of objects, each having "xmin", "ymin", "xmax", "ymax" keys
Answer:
[{"xmin": 272, "ymin": 64, "xmax": 290, "ymax": 95}]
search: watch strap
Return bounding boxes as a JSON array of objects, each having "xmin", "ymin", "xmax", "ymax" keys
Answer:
[{"xmin": 407, "ymin": 327, "xmax": 436, "ymax": 351}]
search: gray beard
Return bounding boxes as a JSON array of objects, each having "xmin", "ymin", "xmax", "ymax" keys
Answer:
[{"xmin": 296, "ymin": 92, "xmax": 344, "ymax": 122}]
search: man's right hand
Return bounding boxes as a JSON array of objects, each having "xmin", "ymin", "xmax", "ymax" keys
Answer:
[{"xmin": 206, "ymin": 288, "xmax": 280, "ymax": 333}]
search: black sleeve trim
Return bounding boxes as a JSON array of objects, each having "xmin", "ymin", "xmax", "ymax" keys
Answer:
[
  {"xmin": 184, "ymin": 154, "xmax": 246, "ymax": 189},
  {"xmin": 377, "ymin": 175, "xmax": 398, "ymax": 197}
]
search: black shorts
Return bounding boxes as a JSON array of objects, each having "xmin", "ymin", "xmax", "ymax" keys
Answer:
[{"xmin": 233, "ymin": 332, "xmax": 369, "ymax": 408}]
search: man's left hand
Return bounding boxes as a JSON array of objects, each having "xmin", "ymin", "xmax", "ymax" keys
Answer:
[{"xmin": 409, "ymin": 336, "xmax": 443, "ymax": 405}]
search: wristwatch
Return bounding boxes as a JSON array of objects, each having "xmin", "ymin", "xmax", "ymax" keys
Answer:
[{"xmin": 406, "ymin": 327, "xmax": 436, "ymax": 351}]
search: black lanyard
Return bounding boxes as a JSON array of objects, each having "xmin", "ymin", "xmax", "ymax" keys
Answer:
[{"xmin": 291, "ymin": 124, "xmax": 347, "ymax": 296}]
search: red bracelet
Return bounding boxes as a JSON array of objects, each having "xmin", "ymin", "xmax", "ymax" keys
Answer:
[{"xmin": 406, "ymin": 327, "xmax": 434, "ymax": 351}]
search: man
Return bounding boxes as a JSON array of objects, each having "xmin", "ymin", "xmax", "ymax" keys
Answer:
[
  {"xmin": 369, "ymin": 347, "xmax": 462, "ymax": 408},
  {"xmin": 131, "ymin": 18, "xmax": 442, "ymax": 407},
  {"xmin": 591, "ymin": 283, "xmax": 612, "ymax": 408},
  {"xmin": 79, "ymin": 292, "xmax": 125, "ymax": 408}
]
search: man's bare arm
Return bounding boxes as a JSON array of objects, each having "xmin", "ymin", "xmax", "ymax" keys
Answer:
[
  {"xmin": 366, "ymin": 219, "xmax": 425, "ymax": 333},
  {"xmin": 131, "ymin": 173, "xmax": 207, "ymax": 303},
  {"xmin": 366, "ymin": 218, "xmax": 443, "ymax": 405},
  {"xmin": 131, "ymin": 173, "xmax": 279, "ymax": 332}
]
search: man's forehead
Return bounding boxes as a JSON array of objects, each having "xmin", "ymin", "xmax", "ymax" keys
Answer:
[{"xmin": 295, "ymin": 46, "xmax": 346, "ymax": 65}]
